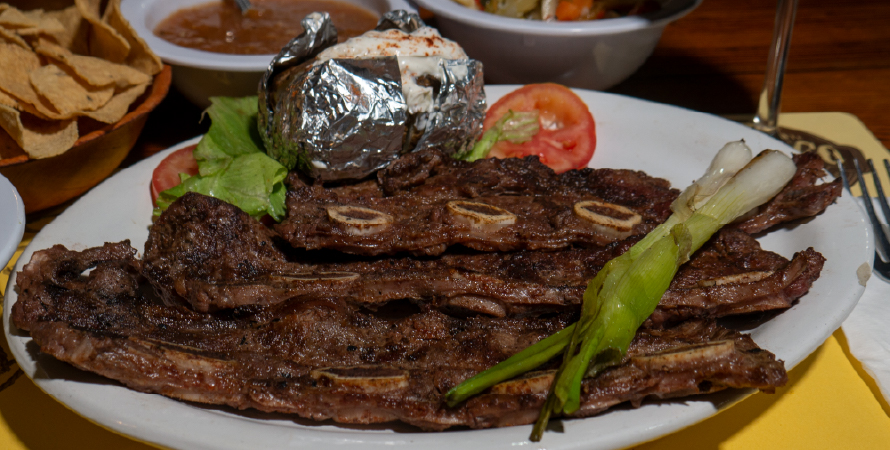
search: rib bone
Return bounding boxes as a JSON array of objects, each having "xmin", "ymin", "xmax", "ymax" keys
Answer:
[
  {"xmin": 574, "ymin": 200, "xmax": 642, "ymax": 233},
  {"xmin": 697, "ymin": 271, "xmax": 774, "ymax": 287},
  {"xmin": 311, "ymin": 367, "xmax": 410, "ymax": 393},
  {"xmin": 271, "ymin": 272, "xmax": 361, "ymax": 282},
  {"xmin": 327, "ymin": 205, "xmax": 393, "ymax": 235},
  {"xmin": 446, "ymin": 200, "xmax": 517, "ymax": 227}
]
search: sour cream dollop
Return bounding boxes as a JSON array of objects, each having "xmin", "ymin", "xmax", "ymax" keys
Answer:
[{"xmin": 315, "ymin": 27, "xmax": 469, "ymax": 114}]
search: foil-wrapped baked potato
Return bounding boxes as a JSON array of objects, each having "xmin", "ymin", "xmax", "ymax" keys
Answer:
[{"xmin": 259, "ymin": 11, "xmax": 486, "ymax": 181}]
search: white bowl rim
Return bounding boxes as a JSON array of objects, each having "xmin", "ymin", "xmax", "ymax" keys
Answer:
[
  {"xmin": 411, "ymin": 0, "xmax": 702, "ymax": 36},
  {"xmin": 120, "ymin": 0, "xmax": 414, "ymax": 72}
]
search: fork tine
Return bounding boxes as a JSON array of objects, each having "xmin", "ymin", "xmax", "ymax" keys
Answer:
[
  {"xmin": 853, "ymin": 158, "xmax": 890, "ymax": 259},
  {"xmin": 836, "ymin": 154, "xmax": 852, "ymax": 191},
  {"xmin": 868, "ymin": 160, "xmax": 890, "ymax": 224}
]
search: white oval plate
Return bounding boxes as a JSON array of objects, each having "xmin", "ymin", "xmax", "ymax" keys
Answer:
[
  {"xmin": 3, "ymin": 87, "xmax": 870, "ymax": 450},
  {"xmin": 0, "ymin": 173, "xmax": 24, "ymax": 271}
]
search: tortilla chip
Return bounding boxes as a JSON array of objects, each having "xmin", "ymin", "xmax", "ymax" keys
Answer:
[
  {"xmin": 82, "ymin": 82, "xmax": 147, "ymax": 124},
  {"xmin": 35, "ymin": 39, "xmax": 151, "ymax": 89},
  {"xmin": 43, "ymin": 5, "xmax": 88, "ymax": 53},
  {"xmin": 21, "ymin": 9, "xmax": 49, "ymax": 21},
  {"xmin": 76, "ymin": 0, "xmax": 103, "ymax": 18},
  {"xmin": 104, "ymin": 0, "xmax": 162, "ymax": 75},
  {"xmin": 0, "ymin": 1, "xmax": 162, "ymax": 162},
  {"xmin": 0, "ymin": 89, "xmax": 18, "ymax": 109},
  {"xmin": 0, "ymin": 42, "xmax": 64, "ymax": 119},
  {"xmin": 0, "ymin": 103, "xmax": 78, "ymax": 159},
  {"xmin": 30, "ymin": 64, "xmax": 114, "ymax": 116},
  {"xmin": 0, "ymin": 8, "xmax": 40, "ymax": 29},
  {"xmin": 16, "ymin": 15, "xmax": 66, "ymax": 37},
  {"xmin": 0, "ymin": 26, "xmax": 29, "ymax": 49},
  {"xmin": 0, "ymin": 87, "xmax": 53, "ymax": 121},
  {"xmin": 88, "ymin": 25, "xmax": 130, "ymax": 64},
  {"xmin": 76, "ymin": 0, "xmax": 130, "ymax": 63}
]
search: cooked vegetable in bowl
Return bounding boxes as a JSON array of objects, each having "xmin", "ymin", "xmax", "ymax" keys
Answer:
[
  {"xmin": 453, "ymin": 0, "xmax": 660, "ymax": 22},
  {"xmin": 409, "ymin": 0, "xmax": 701, "ymax": 89}
]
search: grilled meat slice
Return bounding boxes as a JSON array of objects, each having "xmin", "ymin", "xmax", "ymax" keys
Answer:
[
  {"xmin": 146, "ymin": 194, "xmax": 630, "ymax": 313},
  {"xmin": 468, "ymin": 321, "xmax": 786, "ymax": 428},
  {"xmin": 378, "ymin": 148, "xmax": 676, "ymax": 206},
  {"xmin": 278, "ymin": 150, "xmax": 840, "ymax": 257},
  {"xmin": 650, "ymin": 229, "xmax": 825, "ymax": 328},
  {"xmin": 15, "ymin": 243, "xmax": 571, "ymax": 372},
  {"xmin": 277, "ymin": 149, "xmax": 679, "ymax": 256},
  {"xmin": 11, "ymin": 241, "xmax": 142, "ymax": 329},
  {"xmin": 734, "ymin": 152, "xmax": 842, "ymax": 233},
  {"xmin": 145, "ymin": 194, "xmax": 824, "ymax": 323},
  {"xmin": 11, "ymin": 244, "xmax": 785, "ymax": 430}
]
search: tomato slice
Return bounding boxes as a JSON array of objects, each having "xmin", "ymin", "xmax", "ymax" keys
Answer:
[
  {"xmin": 484, "ymin": 83, "xmax": 596, "ymax": 173},
  {"xmin": 150, "ymin": 145, "xmax": 199, "ymax": 206}
]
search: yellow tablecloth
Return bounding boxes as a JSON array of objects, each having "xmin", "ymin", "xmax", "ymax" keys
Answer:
[{"xmin": 1, "ymin": 113, "xmax": 889, "ymax": 450}]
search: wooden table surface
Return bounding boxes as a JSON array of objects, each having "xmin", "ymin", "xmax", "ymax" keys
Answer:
[{"xmin": 129, "ymin": 0, "xmax": 890, "ymax": 162}]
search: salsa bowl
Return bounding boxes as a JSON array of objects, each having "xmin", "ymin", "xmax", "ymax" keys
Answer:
[
  {"xmin": 121, "ymin": 0, "xmax": 413, "ymax": 107},
  {"xmin": 410, "ymin": 0, "xmax": 701, "ymax": 90}
]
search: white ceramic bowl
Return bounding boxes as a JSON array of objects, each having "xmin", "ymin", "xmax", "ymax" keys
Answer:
[
  {"xmin": 410, "ymin": 0, "xmax": 701, "ymax": 90},
  {"xmin": 121, "ymin": 0, "xmax": 413, "ymax": 107}
]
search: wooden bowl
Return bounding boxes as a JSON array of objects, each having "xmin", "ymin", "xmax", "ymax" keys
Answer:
[{"xmin": 0, "ymin": 65, "xmax": 172, "ymax": 214}]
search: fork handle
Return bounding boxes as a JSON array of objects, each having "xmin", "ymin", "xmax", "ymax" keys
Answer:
[{"xmin": 852, "ymin": 159, "xmax": 890, "ymax": 259}]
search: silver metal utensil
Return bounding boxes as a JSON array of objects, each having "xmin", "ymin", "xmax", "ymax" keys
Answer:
[
  {"xmin": 233, "ymin": 0, "xmax": 253, "ymax": 14},
  {"xmin": 837, "ymin": 157, "xmax": 890, "ymax": 280}
]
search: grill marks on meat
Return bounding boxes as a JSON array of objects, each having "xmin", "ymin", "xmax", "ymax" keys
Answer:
[
  {"xmin": 11, "ymin": 244, "xmax": 786, "ymax": 430},
  {"xmin": 11, "ymin": 241, "xmax": 142, "ymax": 330},
  {"xmin": 734, "ymin": 152, "xmax": 842, "ymax": 233},
  {"xmin": 277, "ymin": 149, "xmax": 679, "ymax": 256},
  {"xmin": 144, "ymin": 194, "xmax": 825, "ymax": 325}
]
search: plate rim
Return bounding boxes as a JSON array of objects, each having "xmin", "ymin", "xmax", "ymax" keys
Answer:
[{"xmin": 0, "ymin": 174, "xmax": 24, "ymax": 272}]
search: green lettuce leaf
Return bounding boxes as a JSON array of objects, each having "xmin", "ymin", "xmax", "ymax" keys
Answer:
[{"xmin": 154, "ymin": 96, "xmax": 287, "ymax": 221}]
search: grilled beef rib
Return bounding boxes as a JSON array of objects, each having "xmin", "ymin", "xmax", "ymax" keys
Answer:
[
  {"xmin": 11, "ymin": 242, "xmax": 786, "ymax": 430},
  {"xmin": 145, "ymin": 193, "xmax": 824, "ymax": 320}
]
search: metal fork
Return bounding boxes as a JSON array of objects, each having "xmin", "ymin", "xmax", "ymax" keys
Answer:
[
  {"xmin": 233, "ymin": 0, "xmax": 253, "ymax": 14},
  {"xmin": 837, "ymin": 157, "xmax": 890, "ymax": 279}
]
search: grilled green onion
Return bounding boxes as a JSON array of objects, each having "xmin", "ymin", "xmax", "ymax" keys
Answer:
[{"xmin": 457, "ymin": 110, "xmax": 539, "ymax": 162}]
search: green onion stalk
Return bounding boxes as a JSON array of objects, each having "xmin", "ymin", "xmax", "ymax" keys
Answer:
[
  {"xmin": 445, "ymin": 144, "xmax": 798, "ymax": 441},
  {"xmin": 457, "ymin": 109, "xmax": 539, "ymax": 162}
]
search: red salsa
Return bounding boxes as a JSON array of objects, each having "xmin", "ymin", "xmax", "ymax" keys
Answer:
[{"xmin": 154, "ymin": 0, "xmax": 379, "ymax": 55}]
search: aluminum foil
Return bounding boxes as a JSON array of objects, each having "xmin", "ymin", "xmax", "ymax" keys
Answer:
[{"xmin": 258, "ymin": 11, "xmax": 486, "ymax": 181}]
